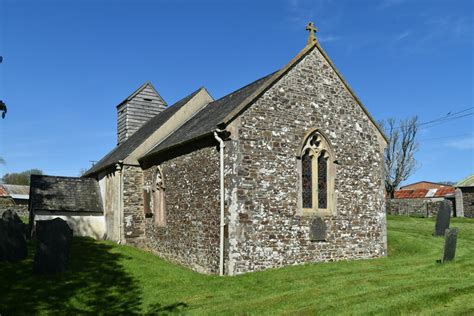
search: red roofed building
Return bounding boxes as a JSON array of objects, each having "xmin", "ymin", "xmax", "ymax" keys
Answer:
[
  {"xmin": 388, "ymin": 182, "xmax": 456, "ymax": 217},
  {"xmin": 399, "ymin": 181, "xmax": 452, "ymax": 191},
  {"xmin": 394, "ymin": 187, "xmax": 455, "ymax": 199}
]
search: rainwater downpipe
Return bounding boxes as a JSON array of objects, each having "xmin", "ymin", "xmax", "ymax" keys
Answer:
[{"xmin": 213, "ymin": 129, "xmax": 226, "ymax": 276}]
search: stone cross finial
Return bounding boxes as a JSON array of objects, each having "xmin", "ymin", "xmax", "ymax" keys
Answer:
[{"xmin": 306, "ymin": 22, "xmax": 318, "ymax": 45}]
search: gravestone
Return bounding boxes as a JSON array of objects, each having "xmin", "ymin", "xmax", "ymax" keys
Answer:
[
  {"xmin": 442, "ymin": 228, "xmax": 459, "ymax": 263},
  {"xmin": 33, "ymin": 218, "xmax": 73, "ymax": 274},
  {"xmin": 0, "ymin": 209, "xmax": 27, "ymax": 262},
  {"xmin": 309, "ymin": 217, "xmax": 327, "ymax": 241},
  {"xmin": 433, "ymin": 200, "xmax": 451, "ymax": 236}
]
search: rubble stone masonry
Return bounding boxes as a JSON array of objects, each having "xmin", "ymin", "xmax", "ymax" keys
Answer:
[
  {"xmin": 386, "ymin": 198, "xmax": 453, "ymax": 217},
  {"xmin": 225, "ymin": 46, "xmax": 387, "ymax": 275},
  {"xmin": 142, "ymin": 147, "xmax": 221, "ymax": 274},
  {"xmin": 122, "ymin": 165, "xmax": 146, "ymax": 245},
  {"xmin": 460, "ymin": 187, "xmax": 474, "ymax": 218},
  {"xmin": 125, "ymin": 45, "xmax": 387, "ymax": 275}
]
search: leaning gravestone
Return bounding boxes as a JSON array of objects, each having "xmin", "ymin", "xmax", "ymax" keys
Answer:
[
  {"xmin": 433, "ymin": 200, "xmax": 451, "ymax": 236},
  {"xmin": 309, "ymin": 217, "xmax": 327, "ymax": 241},
  {"xmin": 442, "ymin": 228, "xmax": 459, "ymax": 263},
  {"xmin": 0, "ymin": 209, "xmax": 27, "ymax": 262},
  {"xmin": 33, "ymin": 218, "xmax": 73, "ymax": 274}
]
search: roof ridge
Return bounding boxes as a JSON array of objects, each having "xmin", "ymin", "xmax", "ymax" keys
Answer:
[
  {"xmin": 32, "ymin": 174, "xmax": 94, "ymax": 180},
  {"xmin": 219, "ymin": 41, "xmax": 388, "ymax": 143},
  {"xmin": 116, "ymin": 81, "xmax": 168, "ymax": 108},
  {"xmin": 400, "ymin": 180, "xmax": 453, "ymax": 188},
  {"xmin": 84, "ymin": 86, "xmax": 206, "ymax": 176},
  {"xmin": 139, "ymin": 70, "xmax": 280, "ymax": 161},
  {"xmin": 141, "ymin": 88, "xmax": 216, "ymax": 158}
]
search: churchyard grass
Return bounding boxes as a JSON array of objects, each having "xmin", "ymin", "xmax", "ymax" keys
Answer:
[{"xmin": 1, "ymin": 215, "xmax": 473, "ymax": 315}]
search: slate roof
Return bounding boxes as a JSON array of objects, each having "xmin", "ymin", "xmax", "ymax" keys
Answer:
[
  {"xmin": 0, "ymin": 184, "xmax": 30, "ymax": 200},
  {"xmin": 394, "ymin": 187, "xmax": 455, "ymax": 199},
  {"xmin": 143, "ymin": 71, "xmax": 277, "ymax": 158},
  {"xmin": 84, "ymin": 87, "xmax": 205, "ymax": 176},
  {"xmin": 456, "ymin": 174, "xmax": 474, "ymax": 187},
  {"xmin": 30, "ymin": 175, "xmax": 103, "ymax": 214}
]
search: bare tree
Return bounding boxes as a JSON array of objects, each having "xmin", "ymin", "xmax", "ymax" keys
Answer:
[{"xmin": 380, "ymin": 116, "xmax": 419, "ymax": 198}]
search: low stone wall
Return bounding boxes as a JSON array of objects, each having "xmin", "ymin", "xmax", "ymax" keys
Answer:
[
  {"xmin": 460, "ymin": 187, "xmax": 474, "ymax": 218},
  {"xmin": 0, "ymin": 200, "xmax": 29, "ymax": 219},
  {"xmin": 387, "ymin": 198, "xmax": 453, "ymax": 217}
]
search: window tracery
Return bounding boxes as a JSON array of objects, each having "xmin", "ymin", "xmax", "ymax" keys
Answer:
[{"xmin": 300, "ymin": 131, "xmax": 335, "ymax": 216}]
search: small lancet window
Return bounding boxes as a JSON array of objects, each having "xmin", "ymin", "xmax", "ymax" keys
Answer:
[
  {"xmin": 152, "ymin": 167, "xmax": 166, "ymax": 227},
  {"xmin": 143, "ymin": 186, "xmax": 152, "ymax": 218},
  {"xmin": 143, "ymin": 167, "xmax": 166, "ymax": 226},
  {"xmin": 300, "ymin": 131, "xmax": 335, "ymax": 216}
]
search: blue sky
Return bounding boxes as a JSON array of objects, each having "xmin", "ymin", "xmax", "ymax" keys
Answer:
[{"xmin": 0, "ymin": 0, "xmax": 472, "ymax": 185}]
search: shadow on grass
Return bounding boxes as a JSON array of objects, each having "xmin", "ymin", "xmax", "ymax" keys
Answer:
[
  {"xmin": 145, "ymin": 302, "xmax": 189, "ymax": 314},
  {"xmin": 0, "ymin": 237, "xmax": 144, "ymax": 314}
]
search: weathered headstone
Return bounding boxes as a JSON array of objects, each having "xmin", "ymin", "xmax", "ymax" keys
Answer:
[
  {"xmin": 442, "ymin": 228, "xmax": 459, "ymax": 263},
  {"xmin": 0, "ymin": 209, "xmax": 27, "ymax": 262},
  {"xmin": 433, "ymin": 200, "xmax": 451, "ymax": 236},
  {"xmin": 309, "ymin": 217, "xmax": 327, "ymax": 241},
  {"xmin": 33, "ymin": 218, "xmax": 73, "ymax": 274}
]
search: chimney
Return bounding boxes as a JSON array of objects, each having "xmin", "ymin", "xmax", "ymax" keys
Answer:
[{"xmin": 117, "ymin": 82, "xmax": 167, "ymax": 145}]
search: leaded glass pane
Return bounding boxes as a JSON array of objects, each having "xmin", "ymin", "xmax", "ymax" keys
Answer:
[
  {"xmin": 318, "ymin": 154, "xmax": 328, "ymax": 209},
  {"xmin": 302, "ymin": 151, "xmax": 312, "ymax": 208}
]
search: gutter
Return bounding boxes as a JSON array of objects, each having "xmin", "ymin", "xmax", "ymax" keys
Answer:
[{"xmin": 213, "ymin": 129, "xmax": 226, "ymax": 276}]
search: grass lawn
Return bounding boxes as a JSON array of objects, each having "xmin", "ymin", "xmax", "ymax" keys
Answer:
[{"xmin": 1, "ymin": 216, "xmax": 473, "ymax": 315}]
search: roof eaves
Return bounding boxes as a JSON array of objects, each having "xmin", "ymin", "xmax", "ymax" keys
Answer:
[
  {"xmin": 456, "ymin": 174, "xmax": 474, "ymax": 187},
  {"xmin": 139, "ymin": 131, "xmax": 213, "ymax": 163},
  {"xmin": 82, "ymin": 158, "xmax": 119, "ymax": 178}
]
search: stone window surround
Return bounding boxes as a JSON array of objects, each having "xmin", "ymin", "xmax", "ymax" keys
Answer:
[
  {"xmin": 296, "ymin": 129, "xmax": 336, "ymax": 217},
  {"xmin": 144, "ymin": 166, "xmax": 167, "ymax": 227}
]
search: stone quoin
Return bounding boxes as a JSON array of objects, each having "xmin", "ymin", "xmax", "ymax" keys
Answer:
[{"xmin": 84, "ymin": 22, "xmax": 388, "ymax": 275}]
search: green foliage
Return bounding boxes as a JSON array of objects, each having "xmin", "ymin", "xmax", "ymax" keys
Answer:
[
  {"xmin": 0, "ymin": 100, "xmax": 6, "ymax": 119},
  {"xmin": 0, "ymin": 216, "xmax": 473, "ymax": 315},
  {"xmin": 1, "ymin": 169, "xmax": 43, "ymax": 185}
]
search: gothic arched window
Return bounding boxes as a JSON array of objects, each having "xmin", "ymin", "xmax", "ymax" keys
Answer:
[{"xmin": 300, "ymin": 131, "xmax": 335, "ymax": 216}]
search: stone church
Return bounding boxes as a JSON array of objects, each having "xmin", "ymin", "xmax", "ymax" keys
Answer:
[{"xmin": 84, "ymin": 23, "xmax": 388, "ymax": 275}]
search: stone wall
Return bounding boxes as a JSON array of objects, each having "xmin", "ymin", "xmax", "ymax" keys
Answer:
[
  {"xmin": 142, "ymin": 146, "xmax": 221, "ymax": 274},
  {"xmin": 226, "ymin": 45, "xmax": 387, "ymax": 275},
  {"xmin": 122, "ymin": 165, "xmax": 146, "ymax": 245},
  {"xmin": 460, "ymin": 187, "xmax": 474, "ymax": 218},
  {"xmin": 0, "ymin": 199, "xmax": 29, "ymax": 218},
  {"xmin": 386, "ymin": 198, "xmax": 453, "ymax": 217}
]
